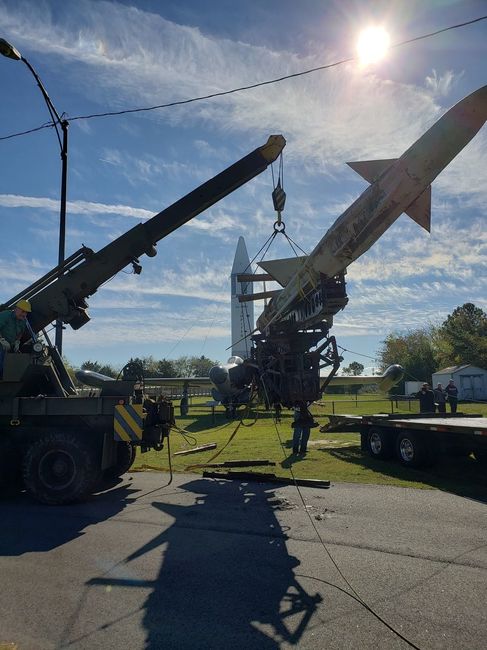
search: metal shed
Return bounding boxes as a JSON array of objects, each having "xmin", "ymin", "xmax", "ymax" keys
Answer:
[{"xmin": 432, "ymin": 364, "xmax": 487, "ymax": 400}]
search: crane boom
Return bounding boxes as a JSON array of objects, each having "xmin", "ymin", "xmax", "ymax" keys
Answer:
[{"xmin": 3, "ymin": 135, "xmax": 285, "ymax": 335}]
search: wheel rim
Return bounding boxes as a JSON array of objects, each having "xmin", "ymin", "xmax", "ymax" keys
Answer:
[
  {"xmin": 38, "ymin": 450, "xmax": 76, "ymax": 491},
  {"xmin": 369, "ymin": 432, "xmax": 382, "ymax": 455},
  {"xmin": 399, "ymin": 438, "xmax": 414, "ymax": 462}
]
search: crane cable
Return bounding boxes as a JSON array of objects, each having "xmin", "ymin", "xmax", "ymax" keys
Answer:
[{"xmin": 260, "ymin": 379, "xmax": 423, "ymax": 650}]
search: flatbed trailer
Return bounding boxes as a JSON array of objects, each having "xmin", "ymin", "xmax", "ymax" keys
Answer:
[
  {"xmin": 357, "ymin": 413, "xmax": 487, "ymax": 467},
  {"xmin": 360, "ymin": 413, "xmax": 487, "ymax": 467}
]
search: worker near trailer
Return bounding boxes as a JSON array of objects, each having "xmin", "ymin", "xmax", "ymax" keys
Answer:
[
  {"xmin": 417, "ymin": 383, "xmax": 435, "ymax": 413},
  {"xmin": 445, "ymin": 379, "xmax": 459, "ymax": 413},
  {"xmin": 0, "ymin": 299, "xmax": 32, "ymax": 378},
  {"xmin": 434, "ymin": 383, "xmax": 447, "ymax": 414}
]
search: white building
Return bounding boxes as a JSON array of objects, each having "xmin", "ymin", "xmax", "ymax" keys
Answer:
[{"xmin": 432, "ymin": 364, "xmax": 487, "ymax": 400}]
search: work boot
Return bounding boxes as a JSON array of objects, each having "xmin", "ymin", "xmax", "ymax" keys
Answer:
[
  {"xmin": 293, "ymin": 447, "xmax": 298, "ymax": 454},
  {"xmin": 299, "ymin": 447, "xmax": 307, "ymax": 454}
]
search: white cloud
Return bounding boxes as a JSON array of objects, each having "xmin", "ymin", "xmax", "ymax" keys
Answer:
[{"xmin": 0, "ymin": 193, "xmax": 153, "ymax": 219}]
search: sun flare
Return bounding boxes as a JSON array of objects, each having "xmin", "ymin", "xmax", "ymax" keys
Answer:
[{"xmin": 356, "ymin": 26, "xmax": 390, "ymax": 65}]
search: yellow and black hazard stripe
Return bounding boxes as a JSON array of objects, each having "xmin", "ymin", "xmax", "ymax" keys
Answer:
[{"xmin": 114, "ymin": 404, "xmax": 144, "ymax": 442}]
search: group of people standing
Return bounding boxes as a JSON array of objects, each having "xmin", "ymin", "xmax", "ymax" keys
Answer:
[{"xmin": 417, "ymin": 380, "xmax": 459, "ymax": 414}]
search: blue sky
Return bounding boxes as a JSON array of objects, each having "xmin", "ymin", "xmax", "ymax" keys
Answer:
[{"xmin": 0, "ymin": 0, "xmax": 485, "ymax": 372}]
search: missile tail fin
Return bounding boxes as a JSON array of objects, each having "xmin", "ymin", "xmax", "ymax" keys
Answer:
[
  {"xmin": 257, "ymin": 256, "xmax": 307, "ymax": 287},
  {"xmin": 404, "ymin": 185, "xmax": 431, "ymax": 232},
  {"xmin": 346, "ymin": 158, "xmax": 397, "ymax": 183}
]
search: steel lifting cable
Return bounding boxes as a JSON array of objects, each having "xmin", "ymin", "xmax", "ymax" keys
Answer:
[
  {"xmin": 185, "ymin": 420, "xmax": 243, "ymax": 470},
  {"xmin": 260, "ymin": 379, "xmax": 423, "ymax": 650}
]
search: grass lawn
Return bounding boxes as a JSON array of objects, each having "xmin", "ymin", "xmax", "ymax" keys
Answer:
[{"xmin": 132, "ymin": 395, "xmax": 487, "ymax": 499}]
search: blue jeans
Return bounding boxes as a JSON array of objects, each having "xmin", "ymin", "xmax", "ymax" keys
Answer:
[
  {"xmin": 0, "ymin": 347, "xmax": 4, "ymax": 379},
  {"xmin": 293, "ymin": 426, "xmax": 310, "ymax": 452}
]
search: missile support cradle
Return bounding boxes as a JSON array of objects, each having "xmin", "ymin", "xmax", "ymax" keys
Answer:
[{"xmin": 0, "ymin": 136, "xmax": 286, "ymax": 504}]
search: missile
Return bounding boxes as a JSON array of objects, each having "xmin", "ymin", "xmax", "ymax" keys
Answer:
[
  {"xmin": 230, "ymin": 237, "xmax": 254, "ymax": 360},
  {"xmin": 257, "ymin": 85, "xmax": 487, "ymax": 331},
  {"xmin": 208, "ymin": 357, "xmax": 404, "ymax": 404}
]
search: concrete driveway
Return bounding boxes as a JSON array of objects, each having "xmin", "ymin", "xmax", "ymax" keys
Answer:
[{"xmin": 0, "ymin": 473, "xmax": 486, "ymax": 649}]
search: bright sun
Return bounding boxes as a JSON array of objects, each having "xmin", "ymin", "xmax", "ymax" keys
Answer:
[{"xmin": 356, "ymin": 26, "xmax": 390, "ymax": 65}]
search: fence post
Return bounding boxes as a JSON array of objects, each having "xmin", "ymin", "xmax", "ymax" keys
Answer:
[
  {"xmin": 390, "ymin": 399, "xmax": 394, "ymax": 414},
  {"xmin": 332, "ymin": 401, "xmax": 335, "ymax": 414}
]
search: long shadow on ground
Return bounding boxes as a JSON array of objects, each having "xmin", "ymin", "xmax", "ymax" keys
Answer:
[
  {"xmin": 89, "ymin": 478, "xmax": 323, "ymax": 648},
  {"xmin": 323, "ymin": 445, "xmax": 487, "ymax": 502}
]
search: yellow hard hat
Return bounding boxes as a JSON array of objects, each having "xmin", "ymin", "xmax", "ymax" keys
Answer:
[{"xmin": 15, "ymin": 299, "xmax": 32, "ymax": 313}]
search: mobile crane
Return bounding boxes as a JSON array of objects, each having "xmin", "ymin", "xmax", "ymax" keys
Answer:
[{"xmin": 0, "ymin": 135, "xmax": 285, "ymax": 504}]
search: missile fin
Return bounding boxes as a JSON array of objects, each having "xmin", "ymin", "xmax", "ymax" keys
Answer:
[
  {"xmin": 404, "ymin": 185, "xmax": 431, "ymax": 232},
  {"xmin": 346, "ymin": 158, "xmax": 397, "ymax": 183},
  {"xmin": 257, "ymin": 256, "xmax": 307, "ymax": 287}
]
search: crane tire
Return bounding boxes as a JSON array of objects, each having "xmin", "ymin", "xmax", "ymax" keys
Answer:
[
  {"xmin": 104, "ymin": 442, "xmax": 136, "ymax": 479},
  {"xmin": 23, "ymin": 432, "xmax": 101, "ymax": 505}
]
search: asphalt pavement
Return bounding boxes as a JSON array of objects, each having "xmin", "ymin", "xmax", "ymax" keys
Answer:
[{"xmin": 0, "ymin": 472, "xmax": 486, "ymax": 650}]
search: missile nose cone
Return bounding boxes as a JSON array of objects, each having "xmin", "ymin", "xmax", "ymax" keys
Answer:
[
  {"xmin": 378, "ymin": 364, "xmax": 405, "ymax": 392},
  {"xmin": 209, "ymin": 365, "xmax": 228, "ymax": 386}
]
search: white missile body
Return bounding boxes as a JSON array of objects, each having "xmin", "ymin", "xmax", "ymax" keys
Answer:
[
  {"xmin": 257, "ymin": 85, "xmax": 487, "ymax": 331},
  {"xmin": 230, "ymin": 236, "xmax": 254, "ymax": 360}
]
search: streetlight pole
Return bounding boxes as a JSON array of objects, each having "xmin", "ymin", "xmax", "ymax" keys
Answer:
[{"xmin": 0, "ymin": 38, "xmax": 68, "ymax": 355}]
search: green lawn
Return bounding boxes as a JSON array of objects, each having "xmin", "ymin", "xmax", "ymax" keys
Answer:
[{"xmin": 132, "ymin": 395, "xmax": 487, "ymax": 499}]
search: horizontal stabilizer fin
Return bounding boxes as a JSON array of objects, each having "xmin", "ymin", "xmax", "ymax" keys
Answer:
[
  {"xmin": 238, "ymin": 289, "xmax": 281, "ymax": 303},
  {"xmin": 404, "ymin": 185, "xmax": 431, "ymax": 232},
  {"xmin": 257, "ymin": 256, "xmax": 307, "ymax": 287},
  {"xmin": 347, "ymin": 159, "xmax": 397, "ymax": 183}
]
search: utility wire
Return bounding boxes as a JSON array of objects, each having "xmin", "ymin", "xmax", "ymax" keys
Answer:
[
  {"xmin": 1, "ymin": 15, "xmax": 485, "ymax": 141},
  {"xmin": 67, "ymin": 15, "xmax": 487, "ymax": 123}
]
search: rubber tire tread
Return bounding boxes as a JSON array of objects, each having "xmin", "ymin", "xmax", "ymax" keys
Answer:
[
  {"xmin": 105, "ymin": 442, "xmax": 136, "ymax": 479},
  {"xmin": 366, "ymin": 428, "xmax": 394, "ymax": 460},
  {"xmin": 23, "ymin": 432, "xmax": 101, "ymax": 505},
  {"xmin": 395, "ymin": 431, "xmax": 432, "ymax": 468}
]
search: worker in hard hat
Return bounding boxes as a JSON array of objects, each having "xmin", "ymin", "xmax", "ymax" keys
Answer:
[{"xmin": 0, "ymin": 299, "xmax": 32, "ymax": 378}]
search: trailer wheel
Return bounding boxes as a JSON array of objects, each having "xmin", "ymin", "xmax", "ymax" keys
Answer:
[
  {"xmin": 366, "ymin": 428, "xmax": 393, "ymax": 459},
  {"xmin": 23, "ymin": 432, "xmax": 101, "ymax": 505},
  {"xmin": 396, "ymin": 431, "xmax": 431, "ymax": 468},
  {"xmin": 105, "ymin": 442, "xmax": 136, "ymax": 479}
]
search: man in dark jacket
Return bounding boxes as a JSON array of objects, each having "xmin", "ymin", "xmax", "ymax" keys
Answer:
[
  {"xmin": 445, "ymin": 379, "xmax": 459, "ymax": 413},
  {"xmin": 417, "ymin": 383, "xmax": 435, "ymax": 413},
  {"xmin": 434, "ymin": 383, "xmax": 447, "ymax": 413}
]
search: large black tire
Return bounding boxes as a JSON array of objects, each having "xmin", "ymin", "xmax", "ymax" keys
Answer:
[
  {"xmin": 365, "ymin": 428, "xmax": 394, "ymax": 460},
  {"xmin": 23, "ymin": 432, "xmax": 101, "ymax": 505},
  {"xmin": 0, "ymin": 436, "xmax": 22, "ymax": 490},
  {"xmin": 395, "ymin": 431, "xmax": 432, "ymax": 468},
  {"xmin": 104, "ymin": 442, "xmax": 136, "ymax": 479}
]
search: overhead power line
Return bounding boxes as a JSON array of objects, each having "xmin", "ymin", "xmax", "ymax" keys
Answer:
[{"xmin": 0, "ymin": 14, "xmax": 486, "ymax": 141}]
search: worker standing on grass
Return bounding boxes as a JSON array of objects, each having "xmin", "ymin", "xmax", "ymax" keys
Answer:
[
  {"xmin": 417, "ymin": 383, "xmax": 435, "ymax": 413},
  {"xmin": 434, "ymin": 383, "xmax": 447, "ymax": 413},
  {"xmin": 0, "ymin": 299, "xmax": 32, "ymax": 379},
  {"xmin": 445, "ymin": 379, "xmax": 459, "ymax": 413},
  {"xmin": 291, "ymin": 404, "xmax": 318, "ymax": 455}
]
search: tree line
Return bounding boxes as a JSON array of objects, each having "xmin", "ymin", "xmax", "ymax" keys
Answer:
[
  {"xmin": 65, "ymin": 355, "xmax": 219, "ymax": 386},
  {"xmin": 378, "ymin": 303, "xmax": 487, "ymax": 391}
]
